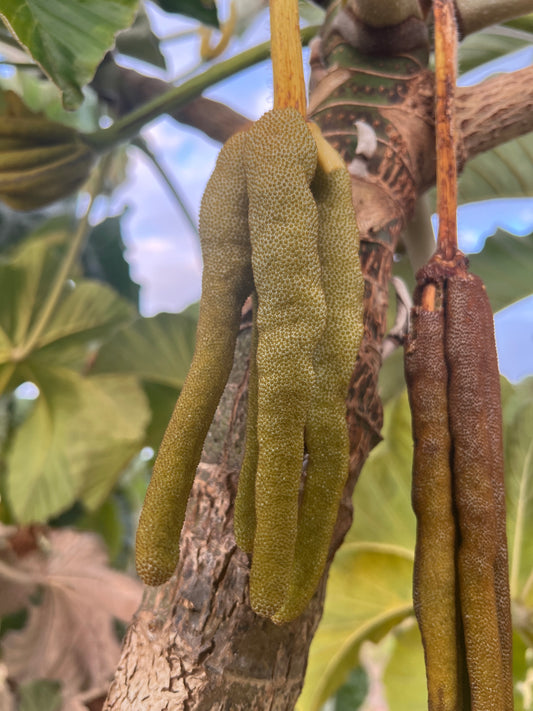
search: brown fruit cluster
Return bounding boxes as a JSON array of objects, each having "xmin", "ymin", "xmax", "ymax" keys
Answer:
[{"xmin": 405, "ymin": 255, "xmax": 513, "ymax": 711}]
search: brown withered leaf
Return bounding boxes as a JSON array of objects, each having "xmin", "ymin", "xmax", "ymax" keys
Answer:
[{"xmin": 1, "ymin": 527, "xmax": 142, "ymax": 700}]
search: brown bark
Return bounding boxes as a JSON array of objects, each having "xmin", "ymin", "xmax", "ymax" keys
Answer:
[
  {"xmin": 91, "ymin": 57, "xmax": 251, "ymax": 144},
  {"xmin": 456, "ymin": 64, "xmax": 533, "ymax": 170},
  {"xmin": 104, "ymin": 13, "xmax": 533, "ymax": 711}
]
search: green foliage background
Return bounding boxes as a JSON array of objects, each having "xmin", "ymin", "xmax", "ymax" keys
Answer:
[{"xmin": 0, "ymin": 2, "xmax": 531, "ymax": 710}]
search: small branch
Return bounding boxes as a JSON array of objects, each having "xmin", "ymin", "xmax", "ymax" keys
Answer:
[
  {"xmin": 434, "ymin": 0, "xmax": 459, "ymax": 262},
  {"xmin": 455, "ymin": 0, "xmax": 533, "ymax": 37},
  {"xmin": 456, "ymin": 64, "xmax": 533, "ymax": 166},
  {"xmin": 91, "ymin": 58, "xmax": 251, "ymax": 143},
  {"xmin": 86, "ymin": 27, "xmax": 319, "ymax": 151}
]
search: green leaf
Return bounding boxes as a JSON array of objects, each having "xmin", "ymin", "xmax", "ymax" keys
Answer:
[
  {"xmin": 506, "ymin": 13, "xmax": 533, "ymax": 33},
  {"xmin": 77, "ymin": 497, "xmax": 125, "ymax": 563},
  {"xmin": 115, "ymin": 5, "xmax": 166, "ymax": 69},
  {"xmin": 154, "ymin": 0, "xmax": 219, "ymax": 27},
  {"xmin": 82, "ymin": 215, "xmax": 140, "ymax": 307},
  {"xmin": 18, "ymin": 679, "xmax": 62, "ymax": 711},
  {"xmin": 459, "ymin": 134, "xmax": 533, "ymax": 203},
  {"xmin": 142, "ymin": 380, "xmax": 180, "ymax": 450},
  {"xmin": 347, "ymin": 390, "xmax": 416, "ymax": 551},
  {"xmin": 378, "ymin": 347, "xmax": 406, "ymax": 405},
  {"xmin": 5, "ymin": 367, "xmax": 149, "ymax": 522},
  {"xmin": 383, "ymin": 620, "xmax": 425, "ymax": 711},
  {"xmin": 468, "ymin": 230, "xmax": 533, "ymax": 313},
  {"xmin": 92, "ymin": 311, "xmax": 197, "ymax": 389},
  {"xmin": 503, "ymin": 377, "xmax": 533, "ymax": 605},
  {"xmin": 298, "ymin": 392, "xmax": 416, "ymax": 710},
  {"xmin": 513, "ymin": 630, "xmax": 531, "ymax": 711},
  {"xmin": 0, "ymin": 224, "xmax": 134, "ymax": 378},
  {"xmin": 0, "ymin": 0, "xmax": 139, "ymax": 109},
  {"xmin": 458, "ymin": 29, "xmax": 531, "ymax": 75},
  {"xmin": 334, "ymin": 667, "xmax": 369, "ymax": 711},
  {"xmin": 296, "ymin": 545, "xmax": 413, "ymax": 711}
]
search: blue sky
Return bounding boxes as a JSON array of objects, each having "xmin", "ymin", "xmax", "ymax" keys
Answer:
[{"xmin": 113, "ymin": 1, "xmax": 533, "ymax": 382}]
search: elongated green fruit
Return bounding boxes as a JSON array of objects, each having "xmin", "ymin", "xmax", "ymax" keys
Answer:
[
  {"xmin": 135, "ymin": 131, "xmax": 253, "ymax": 586},
  {"xmin": 234, "ymin": 289, "xmax": 259, "ymax": 554},
  {"xmin": 405, "ymin": 298, "xmax": 468, "ymax": 710},
  {"xmin": 273, "ymin": 146, "xmax": 364, "ymax": 624},
  {"xmin": 244, "ymin": 108, "xmax": 326, "ymax": 617}
]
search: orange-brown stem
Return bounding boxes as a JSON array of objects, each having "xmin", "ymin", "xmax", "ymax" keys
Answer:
[
  {"xmin": 434, "ymin": 0, "xmax": 458, "ymax": 262},
  {"xmin": 270, "ymin": 0, "xmax": 307, "ymax": 115}
]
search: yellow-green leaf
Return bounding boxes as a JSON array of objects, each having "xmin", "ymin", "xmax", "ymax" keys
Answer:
[{"xmin": 296, "ymin": 544, "xmax": 413, "ymax": 711}]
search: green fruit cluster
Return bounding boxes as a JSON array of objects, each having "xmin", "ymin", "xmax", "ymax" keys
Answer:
[{"xmin": 135, "ymin": 108, "xmax": 365, "ymax": 623}]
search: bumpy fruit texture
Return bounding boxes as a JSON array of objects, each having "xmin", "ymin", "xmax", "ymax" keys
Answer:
[
  {"xmin": 405, "ymin": 304, "xmax": 466, "ymax": 711},
  {"xmin": 135, "ymin": 107, "xmax": 365, "ymax": 625},
  {"xmin": 446, "ymin": 274, "xmax": 513, "ymax": 711},
  {"xmin": 272, "ymin": 163, "xmax": 364, "ymax": 624},
  {"xmin": 135, "ymin": 132, "xmax": 252, "ymax": 586},
  {"xmin": 244, "ymin": 108, "xmax": 326, "ymax": 617},
  {"xmin": 406, "ymin": 263, "xmax": 513, "ymax": 711},
  {"xmin": 233, "ymin": 289, "xmax": 259, "ymax": 555}
]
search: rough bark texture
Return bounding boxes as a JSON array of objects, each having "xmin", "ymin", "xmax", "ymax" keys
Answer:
[{"xmin": 104, "ymin": 9, "xmax": 533, "ymax": 711}]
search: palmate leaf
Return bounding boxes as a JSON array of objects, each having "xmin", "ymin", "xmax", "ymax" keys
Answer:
[
  {"xmin": 1, "ymin": 528, "xmax": 142, "ymax": 699},
  {"xmin": 458, "ymin": 134, "xmax": 533, "ymax": 204},
  {"xmin": 296, "ymin": 545, "xmax": 413, "ymax": 711},
  {"xmin": 0, "ymin": 221, "xmax": 151, "ymax": 522},
  {"xmin": 5, "ymin": 366, "xmax": 149, "ymax": 522},
  {"xmin": 154, "ymin": 0, "xmax": 219, "ymax": 27},
  {"xmin": 467, "ymin": 229, "xmax": 533, "ymax": 313},
  {"xmin": 0, "ymin": 0, "xmax": 138, "ymax": 109},
  {"xmin": 115, "ymin": 4, "xmax": 166, "ymax": 70},
  {"xmin": 92, "ymin": 310, "xmax": 199, "ymax": 451},
  {"xmin": 384, "ymin": 620, "xmax": 532, "ymax": 710},
  {"xmin": 0, "ymin": 225, "xmax": 134, "ymax": 380},
  {"xmin": 458, "ymin": 29, "xmax": 532, "ymax": 75},
  {"xmin": 92, "ymin": 310, "xmax": 198, "ymax": 389},
  {"xmin": 393, "ymin": 228, "xmax": 533, "ymax": 318}
]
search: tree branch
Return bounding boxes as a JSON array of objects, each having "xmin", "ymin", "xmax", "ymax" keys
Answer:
[
  {"xmin": 91, "ymin": 58, "xmax": 251, "ymax": 144},
  {"xmin": 456, "ymin": 64, "xmax": 533, "ymax": 168},
  {"xmin": 455, "ymin": 0, "xmax": 533, "ymax": 37}
]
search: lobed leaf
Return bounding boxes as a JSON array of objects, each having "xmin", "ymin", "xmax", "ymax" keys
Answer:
[
  {"xmin": 154, "ymin": 0, "xmax": 219, "ymax": 27},
  {"xmin": 92, "ymin": 310, "xmax": 197, "ymax": 389},
  {"xmin": 5, "ymin": 367, "xmax": 149, "ymax": 522},
  {"xmin": 0, "ymin": 0, "xmax": 138, "ymax": 109}
]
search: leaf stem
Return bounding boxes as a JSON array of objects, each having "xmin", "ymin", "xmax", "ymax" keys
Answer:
[
  {"xmin": 434, "ymin": 0, "xmax": 459, "ymax": 262},
  {"xmin": 13, "ymin": 155, "xmax": 112, "ymax": 362},
  {"xmin": 84, "ymin": 27, "xmax": 319, "ymax": 152}
]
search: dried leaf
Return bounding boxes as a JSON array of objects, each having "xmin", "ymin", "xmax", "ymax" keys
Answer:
[{"xmin": 1, "ymin": 528, "xmax": 142, "ymax": 699}]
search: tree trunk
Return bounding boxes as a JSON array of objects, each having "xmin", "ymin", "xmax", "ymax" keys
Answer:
[{"xmin": 104, "ymin": 5, "xmax": 533, "ymax": 709}]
